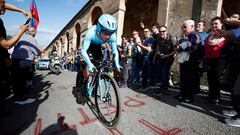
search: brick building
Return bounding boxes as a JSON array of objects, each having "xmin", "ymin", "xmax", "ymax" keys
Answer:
[{"xmin": 43, "ymin": 0, "xmax": 240, "ymax": 57}]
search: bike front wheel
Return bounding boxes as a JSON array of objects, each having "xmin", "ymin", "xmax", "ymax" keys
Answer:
[{"xmin": 94, "ymin": 72, "xmax": 121, "ymax": 128}]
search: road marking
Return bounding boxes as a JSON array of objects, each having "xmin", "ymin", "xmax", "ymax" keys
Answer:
[
  {"xmin": 57, "ymin": 113, "xmax": 77, "ymax": 130},
  {"xmin": 139, "ymin": 119, "xmax": 182, "ymax": 135},
  {"xmin": 124, "ymin": 96, "xmax": 145, "ymax": 107},
  {"xmin": 78, "ymin": 108, "xmax": 97, "ymax": 125},
  {"xmin": 136, "ymin": 93, "xmax": 149, "ymax": 98},
  {"xmin": 34, "ymin": 117, "xmax": 42, "ymax": 135},
  {"xmin": 108, "ymin": 128, "xmax": 123, "ymax": 135},
  {"xmin": 57, "ymin": 86, "xmax": 67, "ymax": 90}
]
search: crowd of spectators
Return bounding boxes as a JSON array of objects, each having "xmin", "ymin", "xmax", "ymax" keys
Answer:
[
  {"xmin": 99, "ymin": 15, "xmax": 240, "ymax": 127},
  {"xmin": 58, "ymin": 48, "xmax": 82, "ymax": 72}
]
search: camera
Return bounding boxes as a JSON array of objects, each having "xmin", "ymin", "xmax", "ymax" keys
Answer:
[{"xmin": 24, "ymin": 18, "xmax": 31, "ymax": 25}]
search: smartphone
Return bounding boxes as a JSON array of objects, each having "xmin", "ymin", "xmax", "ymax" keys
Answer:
[{"xmin": 24, "ymin": 18, "xmax": 31, "ymax": 25}]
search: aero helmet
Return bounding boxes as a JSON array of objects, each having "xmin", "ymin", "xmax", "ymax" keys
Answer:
[{"xmin": 97, "ymin": 14, "xmax": 117, "ymax": 34}]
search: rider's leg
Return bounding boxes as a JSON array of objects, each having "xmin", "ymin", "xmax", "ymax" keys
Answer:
[
  {"xmin": 83, "ymin": 65, "xmax": 89, "ymax": 79},
  {"xmin": 75, "ymin": 63, "xmax": 88, "ymax": 104},
  {"xmin": 80, "ymin": 64, "xmax": 89, "ymax": 95}
]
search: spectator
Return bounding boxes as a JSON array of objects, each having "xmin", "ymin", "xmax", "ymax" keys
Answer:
[
  {"xmin": 152, "ymin": 25, "xmax": 178, "ymax": 92},
  {"xmin": 131, "ymin": 30, "xmax": 142, "ymax": 85},
  {"xmin": 149, "ymin": 23, "xmax": 160, "ymax": 87},
  {"xmin": 196, "ymin": 21, "xmax": 208, "ymax": 46},
  {"xmin": 224, "ymin": 15, "xmax": 240, "ymax": 28},
  {"xmin": 136, "ymin": 28, "xmax": 154, "ymax": 89},
  {"xmin": 225, "ymin": 13, "xmax": 239, "ymax": 30},
  {"xmin": 223, "ymin": 33, "xmax": 240, "ymax": 127},
  {"xmin": 102, "ymin": 42, "xmax": 112, "ymax": 74},
  {"xmin": 120, "ymin": 35, "xmax": 132, "ymax": 87},
  {"xmin": 204, "ymin": 17, "xmax": 226, "ymax": 104},
  {"xmin": 0, "ymin": 0, "xmax": 30, "ymax": 110},
  {"xmin": 11, "ymin": 27, "xmax": 41, "ymax": 105},
  {"xmin": 177, "ymin": 20, "xmax": 202, "ymax": 103},
  {"xmin": 195, "ymin": 21, "xmax": 208, "ymax": 92},
  {"xmin": 230, "ymin": 14, "xmax": 240, "ymax": 20},
  {"xmin": 217, "ymin": 19, "xmax": 240, "ymax": 127}
]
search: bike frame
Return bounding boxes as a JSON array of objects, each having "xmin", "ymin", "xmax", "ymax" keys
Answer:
[{"xmin": 86, "ymin": 68, "xmax": 110, "ymax": 101}]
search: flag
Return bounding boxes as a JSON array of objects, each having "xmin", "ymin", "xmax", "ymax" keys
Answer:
[{"xmin": 30, "ymin": 0, "xmax": 39, "ymax": 29}]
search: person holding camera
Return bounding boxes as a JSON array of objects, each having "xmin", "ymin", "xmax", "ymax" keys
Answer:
[
  {"xmin": 0, "ymin": 0, "xmax": 31, "ymax": 113},
  {"xmin": 0, "ymin": 0, "xmax": 31, "ymax": 49}
]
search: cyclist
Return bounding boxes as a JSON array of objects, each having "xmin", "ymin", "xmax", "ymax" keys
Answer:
[{"xmin": 76, "ymin": 14, "xmax": 121, "ymax": 104}]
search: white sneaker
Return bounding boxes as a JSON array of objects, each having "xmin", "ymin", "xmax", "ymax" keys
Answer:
[
  {"xmin": 15, "ymin": 98, "xmax": 35, "ymax": 105},
  {"xmin": 225, "ymin": 116, "xmax": 240, "ymax": 127},
  {"xmin": 222, "ymin": 109, "xmax": 238, "ymax": 117},
  {"xmin": 25, "ymin": 98, "xmax": 36, "ymax": 104},
  {"xmin": 15, "ymin": 100, "xmax": 29, "ymax": 105}
]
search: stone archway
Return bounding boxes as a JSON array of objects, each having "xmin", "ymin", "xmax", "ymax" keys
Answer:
[
  {"xmin": 88, "ymin": 6, "xmax": 103, "ymax": 27},
  {"xmin": 60, "ymin": 37, "xmax": 65, "ymax": 56},
  {"xmin": 123, "ymin": 0, "xmax": 159, "ymax": 37},
  {"xmin": 55, "ymin": 42, "xmax": 59, "ymax": 56},
  {"xmin": 75, "ymin": 23, "xmax": 81, "ymax": 50},
  {"xmin": 222, "ymin": 0, "xmax": 240, "ymax": 18}
]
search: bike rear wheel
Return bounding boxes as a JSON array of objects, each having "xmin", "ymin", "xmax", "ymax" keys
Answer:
[{"xmin": 94, "ymin": 72, "xmax": 121, "ymax": 128}]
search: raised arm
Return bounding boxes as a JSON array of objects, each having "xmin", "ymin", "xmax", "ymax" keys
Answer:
[
  {"xmin": 5, "ymin": 3, "xmax": 32, "ymax": 18},
  {"xmin": 224, "ymin": 18, "xmax": 240, "ymax": 27},
  {"xmin": 0, "ymin": 2, "xmax": 31, "ymax": 49},
  {"xmin": 0, "ymin": 24, "xmax": 29, "ymax": 49}
]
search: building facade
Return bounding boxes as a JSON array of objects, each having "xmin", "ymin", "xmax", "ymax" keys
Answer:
[{"xmin": 43, "ymin": 0, "xmax": 240, "ymax": 57}]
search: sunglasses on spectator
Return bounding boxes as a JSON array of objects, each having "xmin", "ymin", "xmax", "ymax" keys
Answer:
[
  {"xmin": 159, "ymin": 30, "xmax": 166, "ymax": 33},
  {"xmin": 182, "ymin": 26, "xmax": 187, "ymax": 29}
]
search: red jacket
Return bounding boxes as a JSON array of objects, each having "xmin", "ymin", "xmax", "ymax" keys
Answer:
[{"xmin": 204, "ymin": 35, "xmax": 225, "ymax": 59}]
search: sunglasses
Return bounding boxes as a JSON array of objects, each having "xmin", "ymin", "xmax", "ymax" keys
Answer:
[
  {"xmin": 159, "ymin": 30, "xmax": 166, "ymax": 33},
  {"xmin": 100, "ymin": 28, "xmax": 114, "ymax": 36}
]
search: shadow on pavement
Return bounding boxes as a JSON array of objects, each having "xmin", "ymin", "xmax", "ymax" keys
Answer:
[
  {"xmin": 129, "ymin": 84, "xmax": 232, "ymax": 124},
  {"xmin": 72, "ymin": 86, "xmax": 100, "ymax": 121},
  {"xmin": 0, "ymin": 73, "xmax": 52, "ymax": 135},
  {"xmin": 41, "ymin": 115, "xmax": 78, "ymax": 135}
]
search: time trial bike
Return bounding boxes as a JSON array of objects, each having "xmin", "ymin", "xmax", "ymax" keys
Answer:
[{"xmin": 75, "ymin": 60, "xmax": 121, "ymax": 128}]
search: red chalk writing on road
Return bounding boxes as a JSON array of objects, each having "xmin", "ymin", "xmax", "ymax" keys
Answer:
[
  {"xmin": 124, "ymin": 96, "xmax": 145, "ymax": 107},
  {"xmin": 139, "ymin": 119, "xmax": 182, "ymax": 135},
  {"xmin": 78, "ymin": 108, "xmax": 97, "ymax": 125}
]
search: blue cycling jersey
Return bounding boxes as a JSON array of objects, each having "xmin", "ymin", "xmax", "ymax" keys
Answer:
[{"xmin": 80, "ymin": 25, "xmax": 120, "ymax": 70}]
